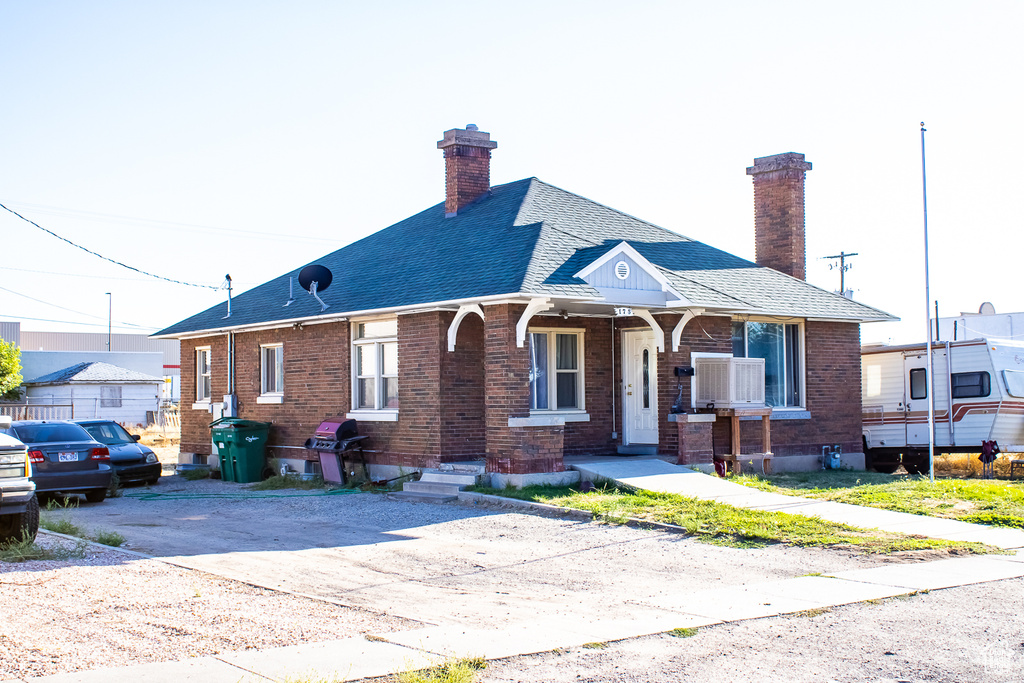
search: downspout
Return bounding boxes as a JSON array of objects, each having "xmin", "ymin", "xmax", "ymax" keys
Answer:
[
  {"xmin": 945, "ymin": 341, "xmax": 954, "ymax": 446},
  {"xmin": 611, "ymin": 317, "xmax": 617, "ymax": 441}
]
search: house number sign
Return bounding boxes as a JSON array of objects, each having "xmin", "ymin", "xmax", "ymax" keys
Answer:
[{"xmin": 614, "ymin": 307, "xmax": 633, "ymax": 317}]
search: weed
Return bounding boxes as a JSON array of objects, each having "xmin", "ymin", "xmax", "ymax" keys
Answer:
[
  {"xmin": 668, "ymin": 627, "xmax": 699, "ymax": 638},
  {"xmin": 92, "ymin": 530, "xmax": 125, "ymax": 547},
  {"xmin": 40, "ymin": 516, "xmax": 84, "ymax": 537},
  {"xmin": 364, "ymin": 634, "xmax": 388, "ymax": 642},
  {"xmin": 397, "ymin": 656, "xmax": 486, "ymax": 683},
  {"xmin": 0, "ymin": 535, "xmax": 88, "ymax": 563},
  {"xmin": 582, "ymin": 642, "xmax": 607, "ymax": 649},
  {"xmin": 249, "ymin": 474, "xmax": 326, "ymax": 491},
  {"xmin": 801, "ymin": 572, "xmax": 824, "ymax": 577},
  {"xmin": 181, "ymin": 468, "xmax": 210, "ymax": 481},
  {"xmin": 108, "ymin": 472, "xmax": 123, "ymax": 498},
  {"xmin": 787, "ymin": 608, "xmax": 831, "ymax": 618}
]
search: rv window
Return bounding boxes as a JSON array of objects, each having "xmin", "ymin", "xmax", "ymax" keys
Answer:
[
  {"xmin": 951, "ymin": 372, "xmax": 990, "ymax": 399},
  {"xmin": 1003, "ymin": 370, "xmax": 1024, "ymax": 398},
  {"xmin": 909, "ymin": 368, "xmax": 927, "ymax": 400}
]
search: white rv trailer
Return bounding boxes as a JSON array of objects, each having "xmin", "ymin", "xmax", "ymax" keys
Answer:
[{"xmin": 861, "ymin": 338, "xmax": 1024, "ymax": 473}]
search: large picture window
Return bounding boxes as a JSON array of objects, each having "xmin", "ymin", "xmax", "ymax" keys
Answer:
[
  {"xmin": 352, "ymin": 320, "xmax": 398, "ymax": 411},
  {"xmin": 529, "ymin": 329, "xmax": 584, "ymax": 411},
  {"xmin": 731, "ymin": 321, "xmax": 802, "ymax": 408},
  {"xmin": 196, "ymin": 347, "xmax": 212, "ymax": 402}
]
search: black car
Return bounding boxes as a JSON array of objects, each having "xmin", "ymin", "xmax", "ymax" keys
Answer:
[
  {"xmin": 0, "ymin": 416, "xmax": 38, "ymax": 543},
  {"xmin": 75, "ymin": 420, "xmax": 161, "ymax": 486},
  {"xmin": 6, "ymin": 421, "xmax": 112, "ymax": 503}
]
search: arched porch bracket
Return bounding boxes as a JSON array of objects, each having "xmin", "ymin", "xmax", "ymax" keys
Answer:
[
  {"xmin": 671, "ymin": 308, "xmax": 705, "ymax": 352},
  {"xmin": 515, "ymin": 298, "xmax": 553, "ymax": 348},
  {"xmin": 447, "ymin": 303, "xmax": 486, "ymax": 352},
  {"xmin": 633, "ymin": 308, "xmax": 665, "ymax": 353}
]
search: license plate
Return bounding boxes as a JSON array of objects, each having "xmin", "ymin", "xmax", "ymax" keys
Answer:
[{"xmin": 58, "ymin": 452, "xmax": 78, "ymax": 462}]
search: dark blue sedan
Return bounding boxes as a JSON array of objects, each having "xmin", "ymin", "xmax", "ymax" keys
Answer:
[
  {"xmin": 7, "ymin": 421, "xmax": 112, "ymax": 503},
  {"xmin": 75, "ymin": 420, "xmax": 162, "ymax": 486}
]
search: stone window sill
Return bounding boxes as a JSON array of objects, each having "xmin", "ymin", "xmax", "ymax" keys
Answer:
[
  {"xmin": 510, "ymin": 412, "xmax": 591, "ymax": 427},
  {"xmin": 256, "ymin": 394, "xmax": 284, "ymax": 405},
  {"xmin": 191, "ymin": 402, "xmax": 212, "ymax": 411},
  {"xmin": 346, "ymin": 410, "xmax": 398, "ymax": 422}
]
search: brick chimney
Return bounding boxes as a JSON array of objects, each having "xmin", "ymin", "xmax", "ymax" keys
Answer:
[
  {"xmin": 437, "ymin": 124, "xmax": 497, "ymax": 217},
  {"xmin": 746, "ymin": 152, "xmax": 812, "ymax": 280}
]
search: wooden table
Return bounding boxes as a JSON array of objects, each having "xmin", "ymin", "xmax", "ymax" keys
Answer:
[{"xmin": 713, "ymin": 406, "xmax": 773, "ymax": 475}]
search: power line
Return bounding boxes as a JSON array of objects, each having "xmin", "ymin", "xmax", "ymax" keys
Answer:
[
  {"xmin": 7, "ymin": 200, "xmax": 346, "ymax": 246},
  {"xmin": 0, "ymin": 283, "xmax": 150, "ymax": 329},
  {"xmin": 0, "ymin": 314, "xmax": 157, "ymax": 331},
  {"xmin": 0, "ymin": 265, "xmax": 256, "ymax": 286},
  {"xmin": 0, "ymin": 202, "xmax": 220, "ymax": 290}
]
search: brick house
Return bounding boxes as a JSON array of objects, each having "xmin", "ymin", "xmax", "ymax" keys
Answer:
[{"xmin": 154, "ymin": 125, "xmax": 893, "ymax": 481}]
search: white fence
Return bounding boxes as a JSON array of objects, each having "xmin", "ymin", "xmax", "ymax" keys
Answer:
[{"xmin": 0, "ymin": 403, "xmax": 74, "ymax": 421}]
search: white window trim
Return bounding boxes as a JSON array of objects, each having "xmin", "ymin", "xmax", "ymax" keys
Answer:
[
  {"xmin": 528, "ymin": 327, "xmax": 586, "ymax": 412},
  {"xmin": 195, "ymin": 346, "xmax": 212, "ymax": 404},
  {"xmin": 259, "ymin": 343, "xmax": 284, "ymax": 400},
  {"xmin": 351, "ymin": 318, "xmax": 399, "ymax": 413}
]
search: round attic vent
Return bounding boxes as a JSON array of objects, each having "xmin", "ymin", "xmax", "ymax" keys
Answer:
[{"xmin": 614, "ymin": 260, "xmax": 630, "ymax": 280}]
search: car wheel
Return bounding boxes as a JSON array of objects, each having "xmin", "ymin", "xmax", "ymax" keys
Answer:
[
  {"xmin": 0, "ymin": 495, "xmax": 40, "ymax": 544},
  {"xmin": 146, "ymin": 477, "xmax": 159, "ymax": 486},
  {"xmin": 84, "ymin": 488, "xmax": 107, "ymax": 504}
]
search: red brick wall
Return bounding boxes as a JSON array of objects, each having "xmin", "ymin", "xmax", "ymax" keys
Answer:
[
  {"xmin": 179, "ymin": 322, "xmax": 352, "ymax": 457},
  {"xmin": 179, "ymin": 311, "xmax": 863, "ymax": 471},
  {"xmin": 443, "ymin": 147, "xmax": 491, "ymax": 215},
  {"xmin": 748, "ymin": 154, "xmax": 811, "ymax": 281},
  {"xmin": 721, "ymin": 321, "xmax": 863, "ymax": 457}
]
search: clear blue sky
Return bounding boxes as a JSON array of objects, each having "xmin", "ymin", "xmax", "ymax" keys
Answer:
[{"xmin": 3, "ymin": 0, "xmax": 1021, "ymax": 344}]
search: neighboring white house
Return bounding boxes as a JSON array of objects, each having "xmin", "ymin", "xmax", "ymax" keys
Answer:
[{"xmin": 23, "ymin": 362, "xmax": 163, "ymax": 425}]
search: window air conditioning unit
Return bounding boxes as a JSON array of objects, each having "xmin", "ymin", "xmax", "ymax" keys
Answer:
[{"xmin": 694, "ymin": 357, "xmax": 766, "ymax": 408}]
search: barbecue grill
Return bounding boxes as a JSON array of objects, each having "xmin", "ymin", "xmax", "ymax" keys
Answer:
[{"xmin": 303, "ymin": 418, "xmax": 367, "ymax": 484}]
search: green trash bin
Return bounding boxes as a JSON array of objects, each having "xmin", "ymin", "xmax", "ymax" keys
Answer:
[{"xmin": 210, "ymin": 418, "xmax": 272, "ymax": 483}]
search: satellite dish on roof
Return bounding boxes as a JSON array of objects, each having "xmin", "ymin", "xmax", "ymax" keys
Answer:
[{"xmin": 298, "ymin": 265, "xmax": 333, "ymax": 311}]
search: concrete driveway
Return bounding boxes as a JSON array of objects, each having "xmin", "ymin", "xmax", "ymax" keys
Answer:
[{"xmin": 52, "ymin": 477, "xmax": 906, "ymax": 631}]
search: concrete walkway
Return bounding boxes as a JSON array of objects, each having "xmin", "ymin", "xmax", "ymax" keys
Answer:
[
  {"xmin": 9, "ymin": 465, "xmax": 1024, "ymax": 683},
  {"xmin": 570, "ymin": 458, "xmax": 1024, "ymax": 550}
]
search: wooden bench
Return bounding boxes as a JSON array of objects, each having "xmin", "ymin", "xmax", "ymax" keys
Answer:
[{"xmin": 1011, "ymin": 458, "xmax": 1024, "ymax": 480}]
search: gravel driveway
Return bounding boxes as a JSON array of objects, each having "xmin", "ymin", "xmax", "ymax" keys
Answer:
[{"xmin": 3, "ymin": 474, "xmax": 1021, "ymax": 681}]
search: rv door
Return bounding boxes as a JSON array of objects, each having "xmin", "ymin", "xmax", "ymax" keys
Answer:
[{"xmin": 904, "ymin": 354, "xmax": 931, "ymax": 446}]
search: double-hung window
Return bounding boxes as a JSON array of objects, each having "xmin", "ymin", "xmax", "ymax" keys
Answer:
[
  {"xmin": 196, "ymin": 347, "xmax": 212, "ymax": 403},
  {"xmin": 352, "ymin": 320, "xmax": 398, "ymax": 412},
  {"xmin": 529, "ymin": 329, "xmax": 584, "ymax": 411},
  {"xmin": 258, "ymin": 343, "xmax": 284, "ymax": 403},
  {"xmin": 731, "ymin": 321, "xmax": 803, "ymax": 408}
]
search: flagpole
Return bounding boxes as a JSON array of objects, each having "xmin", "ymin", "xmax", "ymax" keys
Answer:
[{"xmin": 921, "ymin": 122, "xmax": 935, "ymax": 483}]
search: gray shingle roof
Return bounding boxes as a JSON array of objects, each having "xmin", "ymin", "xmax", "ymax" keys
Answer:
[
  {"xmin": 25, "ymin": 362, "xmax": 164, "ymax": 385},
  {"xmin": 154, "ymin": 177, "xmax": 894, "ymax": 337}
]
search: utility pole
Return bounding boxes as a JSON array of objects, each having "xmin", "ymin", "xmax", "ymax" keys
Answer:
[
  {"xmin": 823, "ymin": 251, "xmax": 858, "ymax": 295},
  {"xmin": 105, "ymin": 292, "xmax": 112, "ymax": 352}
]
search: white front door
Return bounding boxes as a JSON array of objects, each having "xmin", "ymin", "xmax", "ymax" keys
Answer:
[{"xmin": 623, "ymin": 329, "xmax": 658, "ymax": 445}]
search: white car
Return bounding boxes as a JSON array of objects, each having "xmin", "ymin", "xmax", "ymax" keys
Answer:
[{"xmin": 0, "ymin": 415, "xmax": 39, "ymax": 544}]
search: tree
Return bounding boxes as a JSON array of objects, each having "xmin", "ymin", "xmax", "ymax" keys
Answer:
[{"xmin": 0, "ymin": 340, "xmax": 23, "ymax": 400}]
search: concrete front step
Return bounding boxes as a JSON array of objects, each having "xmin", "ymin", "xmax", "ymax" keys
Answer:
[
  {"xmin": 420, "ymin": 472, "xmax": 479, "ymax": 487},
  {"xmin": 404, "ymin": 481, "xmax": 464, "ymax": 496},
  {"xmin": 388, "ymin": 491, "xmax": 458, "ymax": 503}
]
